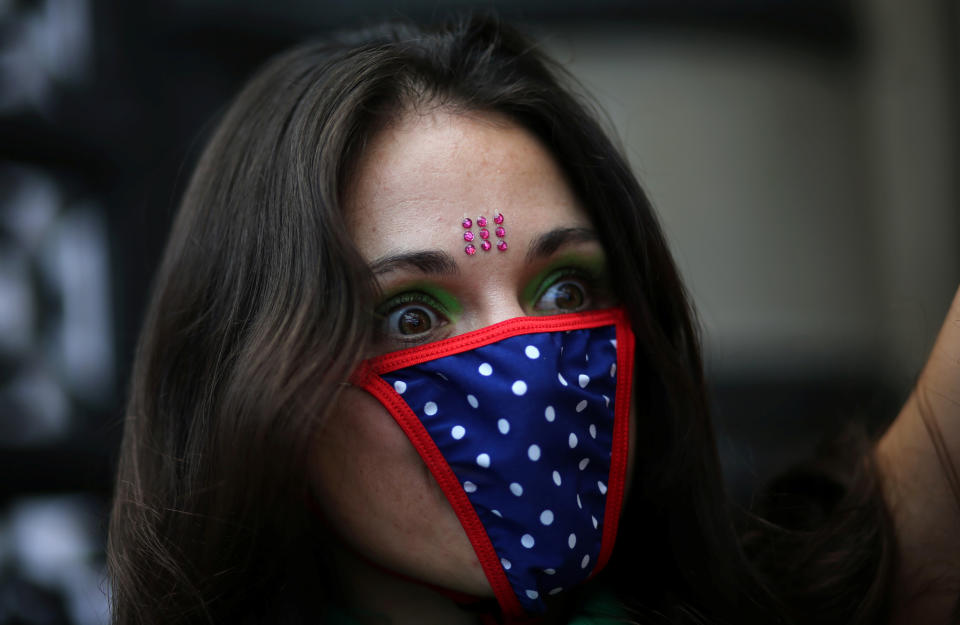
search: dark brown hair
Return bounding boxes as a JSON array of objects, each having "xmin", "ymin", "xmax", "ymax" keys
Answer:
[{"xmin": 108, "ymin": 14, "xmax": 893, "ymax": 625}]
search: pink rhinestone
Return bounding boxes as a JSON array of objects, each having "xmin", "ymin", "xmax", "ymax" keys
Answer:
[
  {"xmin": 462, "ymin": 218, "xmax": 472, "ymax": 229},
  {"xmin": 479, "ymin": 228, "xmax": 489, "ymax": 239},
  {"xmin": 481, "ymin": 240, "xmax": 492, "ymax": 251},
  {"xmin": 465, "ymin": 244, "xmax": 476, "ymax": 255},
  {"xmin": 497, "ymin": 240, "xmax": 507, "ymax": 251},
  {"xmin": 495, "ymin": 226, "xmax": 506, "ymax": 238},
  {"xmin": 494, "ymin": 213, "xmax": 504, "ymax": 224},
  {"xmin": 464, "ymin": 231, "xmax": 475, "ymax": 242},
  {"xmin": 477, "ymin": 216, "xmax": 488, "ymax": 227}
]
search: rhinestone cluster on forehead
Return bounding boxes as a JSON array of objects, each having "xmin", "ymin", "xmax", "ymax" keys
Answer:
[{"xmin": 463, "ymin": 214, "xmax": 506, "ymax": 255}]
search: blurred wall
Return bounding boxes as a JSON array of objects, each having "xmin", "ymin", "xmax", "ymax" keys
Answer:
[{"xmin": 544, "ymin": 0, "xmax": 959, "ymax": 387}]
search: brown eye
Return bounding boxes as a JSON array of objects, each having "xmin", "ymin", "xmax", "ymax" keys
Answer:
[
  {"xmin": 535, "ymin": 279, "xmax": 588, "ymax": 312},
  {"xmin": 375, "ymin": 291, "xmax": 451, "ymax": 346},
  {"xmin": 397, "ymin": 308, "xmax": 432, "ymax": 335},
  {"xmin": 383, "ymin": 304, "xmax": 443, "ymax": 340},
  {"xmin": 553, "ymin": 282, "xmax": 585, "ymax": 310}
]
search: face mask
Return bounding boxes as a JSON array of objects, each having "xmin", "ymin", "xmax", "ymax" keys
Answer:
[{"xmin": 351, "ymin": 307, "xmax": 634, "ymax": 621}]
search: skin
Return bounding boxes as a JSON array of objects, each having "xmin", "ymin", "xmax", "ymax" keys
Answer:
[
  {"xmin": 877, "ymin": 285, "xmax": 960, "ymax": 624},
  {"xmin": 311, "ymin": 108, "xmax": 631, "ymax": 624}
]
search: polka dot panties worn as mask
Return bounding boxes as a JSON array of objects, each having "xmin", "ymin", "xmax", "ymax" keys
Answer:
[{"xmin": 352, "ymin": 307, "xmax": 634, "ymax": 621}]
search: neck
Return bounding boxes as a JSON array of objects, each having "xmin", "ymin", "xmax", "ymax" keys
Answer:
[{"xmin": 327, "ymin": 540, "xmax": 486, "ymax": 625}]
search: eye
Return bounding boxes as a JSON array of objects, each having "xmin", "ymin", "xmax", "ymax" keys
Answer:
[
  {"xmin": 532, "ymin": 268, "xmax": 601, "ymax": 313},
  {"xmin": 374, "ymin": 291, "xmax": 452, "ymax": 345},
  {"xmin": 538, "ymin": 280, "xmax": 587, "ymax": 311},
  {"xmin": 387, "ymin": 305, "xmax": 439, "ymax": 337}
]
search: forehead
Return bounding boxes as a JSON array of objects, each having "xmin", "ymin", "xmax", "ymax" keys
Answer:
[{"xmin": 344, "ymin": 109, "xmax": 591, "ymax": 262}]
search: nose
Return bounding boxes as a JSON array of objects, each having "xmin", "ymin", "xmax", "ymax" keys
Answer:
[{"xmin": 474, "ymin": 283, "xmax": 529, "ymax": 329}]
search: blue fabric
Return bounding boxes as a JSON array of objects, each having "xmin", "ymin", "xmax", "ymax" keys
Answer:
[{"xmin": 381, "ymin": 323, "xmax": 619, "ymax": 613}]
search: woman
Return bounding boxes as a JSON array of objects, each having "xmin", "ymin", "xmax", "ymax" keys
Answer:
[{"xmin": 107, "ymin": 15, "xmax": 960, "ymax": 625}]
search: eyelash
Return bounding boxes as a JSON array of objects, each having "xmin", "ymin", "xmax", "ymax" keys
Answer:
[
  {"xmin": 374, "ymin": 264, "xmax": 609, "ymax": 345},
  {"xmin": 530, "ymin": 267, "xmax": 601, "ymax": 311},
  {"xmin": 374, "ymin": 291, "xmax": 451, "ymax": 345}
]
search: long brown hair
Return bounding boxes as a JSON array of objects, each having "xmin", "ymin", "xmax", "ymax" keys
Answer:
[{"xmin": 108, "ymin": 14, "xmax": 892, "ymax": 625}]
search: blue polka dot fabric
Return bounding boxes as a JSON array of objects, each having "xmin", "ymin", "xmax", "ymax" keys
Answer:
[{"xmin": 380, "ymin": 322, "xmax": 622, "ymax": 613}]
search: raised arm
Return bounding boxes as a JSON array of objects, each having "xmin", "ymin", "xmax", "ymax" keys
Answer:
[{"xmin": 877, "ymin": 285, "xmax": 960, "ymax": 624}]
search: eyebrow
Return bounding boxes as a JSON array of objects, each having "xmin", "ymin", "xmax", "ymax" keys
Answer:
[
  {"xmin": 368, "ymin": 226, "xmax": 599, "ymax": 276},
  {"xmin": 369, "ymin": 250, "xmax": 461, "ymax": 277},
  {"xmin": 524, "ymin": 227, "xmax": 600, "ymax": 264}
]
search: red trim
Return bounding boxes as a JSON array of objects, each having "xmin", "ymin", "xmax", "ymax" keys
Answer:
[
  {"xmin": 589, "ymin": 315, "xmax": 635, "ymax": 578},
  {"xmin": 354, "ymin": 308, "xmax": 628, "ymax": 380},
  {"xmin": 361, "ymin": 374, "xmax": 528, "ymax": 619}
]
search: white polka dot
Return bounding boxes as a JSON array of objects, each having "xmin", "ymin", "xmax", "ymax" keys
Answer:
[
  {"xmin": 610, "ymin": 339, "xmax": 617, "ymax": 348},
  {"xmin": 544, "ymin": 406, "xmax": 556, "ymax": 422},
  {"xmin": 578, "ymin": 458, "xmax": 590, "ymax": 470},
  {"xmin": 393, "ymin": 380, "xmax": 407, "ymax": 394},
  {"xmin": 575, "ymin": 400, "xmax": 588, "ymax": 413},
  {"xmin": 521, "ymin": 534, "xmax": 535, "ymax": 548},
  {"xmin": 544, "ymin": 568, "xmax": 556, "ymax": 575},
  {"xmin": 492, "ymin": 509, "xmax": 502, "ymax": 518},
  {"xmin": 524, "ymin": 345, "xmax": 540, "ymax": 359},
  {"xmin": 576, "ymin": 494, "xmax": 582, "ymax": 509},
  {"xmin": 585, "ymin": 353, "xmax": 590, "ymax": 362},
  {"xmin": 568, "ymin": 533, "xmax": 577, "ymax": 549},
  {"xmin": 424, "ymin": 401, "xmax": 438, "ymax": 416},
  {"xmin": 497, "ymin": 418, "xmax": 510, "ymax": 434},
  {"xmin": 549, "ymin": 587, "xmax": 564, "ymax": 596},
  {"xmin": 501, "ymin": 558, "xmax": 511, "ymax": 570},
  {"xmin": 581, "ymin": 555, "xmax": 590, "ymax": 569},
  {"xmin": 557, "ymin": 372, "xmax": 568, "ymax": 386},
  {"xmin": 479, "ymin": 362, "xmax": 493, "ymax": 376},
  {"xmin": 463, "ymin": 481, "xmax": 476, "ymax": 493},
  {"xmin": 525, "ymin": 589, "xmax": 539, "ymax": 599},
  {"xmin": 602, "ymin": 395, "xmax": 610, "ymax": 408},
  {"xmin": 511, "ymin": 380, "xmax": 527, "ymax": 396},
  {"xmin": 451, "ymin": 425, "xmax": 466, "ymax": 439},
  {"xmin": 569, "ymin": 433, "xmax": 578, "ymax": 448},
  {"xmin": 598, "ymin": 481, "xmax": 607, "ymax": 495},
  {"xmin": 476, "ymin": 453, "xmax": 490, "ymax": 468},
  {"xmin": 510, "ymin": 482, "xmax": 524, "ymax": 496},
  {"xmin": 610, "ymin": 363, "xmax": 616, "ymax": 377},
  {"xmin": 527, "ymin": 444, "xmax": 541, "ymax": 461},
  {"xmin": 552, "ymin": 470, "xmax": 562, "ymax": 486},
  {"xmin": 578, "ymin": 374, "xmax": 590, "ymax": 388},
  {"xmin": 539, "ymin": 510, "xmax": 554, "ymax": 525},
  {"xmin": 592, "ymin": 515, "xmax": 599, "ymax": 529},
  {"xmin": 466, "ymin": 394, "xmax": 479, "ymax": 408},
  {"xmin": 589, "ymin": 424, "xmax": 597, "ymax": 438}
]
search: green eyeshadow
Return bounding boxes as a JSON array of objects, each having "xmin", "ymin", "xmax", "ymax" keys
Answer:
[
  {"xmin": 376, "ymin": 282, "xmax": 463, "ymax": 318},
  {"xmin": 522, "ymin": 253, "xmax": 608, "ymax": 306}
]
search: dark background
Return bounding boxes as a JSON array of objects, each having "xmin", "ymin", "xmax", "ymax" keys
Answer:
[{"xmin": 0, "ymin": 1, "xmax": 957, "ymax": 623}]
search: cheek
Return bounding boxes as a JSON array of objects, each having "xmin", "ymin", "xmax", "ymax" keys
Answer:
[
  {"xmin": 312, "ymin": 387, "xmax": 450, "ymax": 540},
  {"xmin": 310, "ymin": 387, "xmax": 491, "ymax": 594}
]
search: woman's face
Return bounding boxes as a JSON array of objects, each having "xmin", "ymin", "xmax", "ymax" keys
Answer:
[{"xmin": 312, "ymin": 109, "xmax": 622, "ymax": 598}]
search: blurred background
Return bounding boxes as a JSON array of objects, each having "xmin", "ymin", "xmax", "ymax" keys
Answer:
[{"xmin": 0, "ymin": 0, "xmax": 957, "ymax": 622}]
